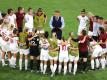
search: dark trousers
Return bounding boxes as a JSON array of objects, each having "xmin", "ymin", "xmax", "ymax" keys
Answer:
[
  {"xmin": 18, "ymin": 26, "xmax": 23, "ymax": 33},
  {"xmin": 51, "ymin": 28, "xmax": 62, "ymax": 40}
]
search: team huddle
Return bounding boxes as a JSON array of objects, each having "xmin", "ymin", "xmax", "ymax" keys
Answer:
[{"xmin": 0, "ymin": 7, "xmax": 107, "ymax": 77}]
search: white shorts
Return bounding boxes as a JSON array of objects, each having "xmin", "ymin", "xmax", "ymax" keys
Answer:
[
  {"xmin": 11, "ymin": 48, "xmax": 19, "ymax": 53},
  {"xmin": 2, "ymin": 45, "xmax": 10, "ymax": 52},
  {"xmin": 25, "ymin": 23, "xmax": 33, "ymax": 32},
  {"xmin": 20, "ymin": 49, "xmax": 29, "ymax": 55},
  {"xmin": 69, "ymin": 55, "xmax": 79, "ymax": 62},
  {"xmin": 10, "ymin": 44, "xmax": 19, "ymax": 53},
  {"xmin": 59, "ymin": 52, "xmax": 69, "ymax": 62},
  {"xmin": 100, "ymin": 48, "xmax": 107, "ymax": 55},
  {"xmin": 40, "ymin": 49, "xmax": 49, "ymax": 61},
  {"xmin": 92, "ymin": 46, "xmax": 102, "ymax": 57},
  {"xmin": 37, "ymin": 29, "xmax": 44, "ymax": 34},
  {"xmin": 49, "ymin": 56, "xmax": 58, "ymax": 61}
]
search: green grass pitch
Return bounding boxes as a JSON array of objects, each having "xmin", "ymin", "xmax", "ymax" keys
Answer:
[{"xmin": 0, "ymin": 0, "xmax": 107, "ymax": 80}]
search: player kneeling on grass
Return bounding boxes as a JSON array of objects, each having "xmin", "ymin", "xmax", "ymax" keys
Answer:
[
  {"xmin": 19, "ymin": 28, "xmax": 29, "ymax": 71},
  {"xmin": 28, "ymin": 29, "xmax": 40, "ymax": 72},
  {"xmin": 9, "ymin": 28, "xmax": 19, "ymax": 68},
  {"xmin": 48, "ymin": 32, "xmax": 60, "ymax": 77},
  {"xmin": 40, "ymin": 31, "xmax": 50, "ymax": 74},
  {"xmin": 53, "ymin": 37, "xmax": 69, "ymax": 75},
  {"xmin": 68, "ymin": 32, "xmax": 79, "ymax": 75}
]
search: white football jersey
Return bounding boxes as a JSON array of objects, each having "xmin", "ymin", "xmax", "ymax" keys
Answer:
[
  {"xmin": 58, "ymin": 43, "xmax": 70, "ymax": 53},
  {"xmin": 10, "ymin": 37, "xmax": 19, "ymax": 49},
  {"xmin": 25, "ymin": 13, "xmax": 33, "ymax": 29},
  {"xmin": 8, "ymin": 14, "xmax": 16, "ymax": 27},
  {"xmin": 40, "ymin": 39, "xmax": 50, "ymax": 50},
  {"xmin": 77, "ymin": 15, "xmax": 89, "ymax": 28}
]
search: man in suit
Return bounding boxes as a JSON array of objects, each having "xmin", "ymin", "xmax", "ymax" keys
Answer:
[{"xmin": 49, "ymin": 11, "xmax": 65, "ymax": 40}]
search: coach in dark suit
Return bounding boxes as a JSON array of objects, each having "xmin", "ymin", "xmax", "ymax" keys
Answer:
[{"xmin": 49, "ymin": 11, "xmax": 65, "ymax": 40}]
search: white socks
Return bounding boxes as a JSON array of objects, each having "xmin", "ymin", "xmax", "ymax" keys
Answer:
[
  {"xmin": 59, "ymin": 64, "xmax": 68, "ymax": 75},
  {"xmin": 64, "ymin": 65, "xmax": 67, "ymax": 75},
  {"xmin": 101, "ymin": 58, "xmax": 106, "ymax": 69},
  {"xmin": 43, "ymin": 64, "xmax": 47, "ymax": 74},
  {"xmin": 40, "ymin": 63, "xmax": 43, "ymax": 73},
  {"xmin": 73, "ymin": 64, "xmax": 77, "ymax": 75},
  {"xmin": 25, "ymin": 59, "xmax": 28, "ymax": 70},
  {"xmin": 19, "ymin": 59, "xmax": 22, "ymax": 70},
  {"xmin": 50, "ymin": 65, "xmax": 54, "ymax": 73},
  {"xmin": 69, "ymin": 63, "xmax": 77, "ymax": 75},
  {"xmin": 1, "ymin": 59, "xmax": 5, "ymax": 65},
  {"xmin": 106, "ymin": 56, "xmax": 107, "ymax": 65},
  {"xmin": 8, "ymin": 59, "xmax": 11, "ymax": 65},
  {"xmin": 12, "ymin": 57, "xmax": 16, "ymax": 66},
  {"xmin": 58, "ymin": 64, "xmax": 62, "ymax": 73},
  {"xmin": 53, "ymin": 64, "xmax": 57, "ymax": 73},
  {"xmin": 69, "ymin": 63, "xmax": 72, "ymax": 73},
  {"xmin": 95, "ymin": 59, "xmax": 100, "ymax": 68},
  {"xmin": 91, "ymin": 60, "xmax": 94, "ymax": 69},
  {"xmin": 91, "ymin": 58, "xmax": 100, "ymax": 69},
  {"xmin": 19, "ymin": 59, "xmax": 28, "ymax": 70}
]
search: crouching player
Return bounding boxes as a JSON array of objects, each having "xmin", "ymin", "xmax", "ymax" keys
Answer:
[
  {"xmin": 68, "ymin": 32, "xmax": 79, "ymax": 75},
  {"xmin": 19, "ymin": 28, "xmax": 29, "ymax": 70},
  {"xmin": 40, "ymin": 31, "xmax": 50, "ymax": 74},
  {"xmin": 48, "ymin": 32, "xmax": 60, "ymax": 77}
]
